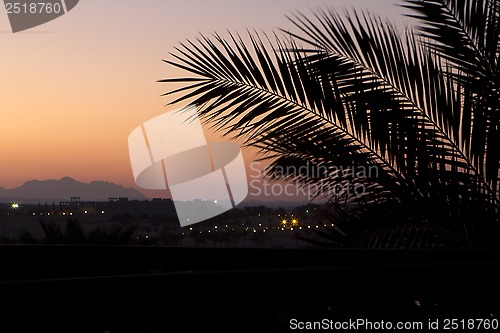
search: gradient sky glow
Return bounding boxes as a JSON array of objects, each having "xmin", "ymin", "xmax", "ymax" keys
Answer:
[{"xmin": 0, "ymin": 0, "xmax": 409, "ymax": 192}]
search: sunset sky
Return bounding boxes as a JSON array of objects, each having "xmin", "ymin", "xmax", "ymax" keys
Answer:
[{"xmin": 0, "ymin": 0, "xmax": 408, "ymax": 195}]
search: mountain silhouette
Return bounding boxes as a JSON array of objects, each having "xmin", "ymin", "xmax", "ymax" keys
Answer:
[{"xmin": 0, "ymin": 177, "xmax": 147, "ymax": 203}]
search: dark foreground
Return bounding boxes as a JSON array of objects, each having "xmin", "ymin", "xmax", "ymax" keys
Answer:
[{"xmin": 1, "ymin": 246, "xmax": 499, "ymax": 332}]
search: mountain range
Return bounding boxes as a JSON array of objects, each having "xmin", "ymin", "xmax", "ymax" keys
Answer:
[{"xmin": 0, "ymin": 177, "xmax": 148, "ymax": 204}]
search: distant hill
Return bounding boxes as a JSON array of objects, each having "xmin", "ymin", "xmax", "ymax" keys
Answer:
[{"xmin": 0, "ymin": 177, "xmax": 148, "ymax": 204}]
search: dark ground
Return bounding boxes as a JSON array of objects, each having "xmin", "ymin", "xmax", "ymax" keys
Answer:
[{"xmin": 0, "ymin": 246, "xmax": 498, "ymax": 332}]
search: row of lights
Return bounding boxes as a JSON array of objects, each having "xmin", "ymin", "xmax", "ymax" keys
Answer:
[
  {"xmin": 183, "ymin": 222, "xmax": 334, "ymax": 233},
  {"xmin": 31, "ymin": 210, "xmax": 106, "ymax": 216}
]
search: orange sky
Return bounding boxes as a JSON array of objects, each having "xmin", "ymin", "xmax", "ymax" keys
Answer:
[{"xmin": 0, "ymin": 0, "xmax": 407, "ymax": 194}]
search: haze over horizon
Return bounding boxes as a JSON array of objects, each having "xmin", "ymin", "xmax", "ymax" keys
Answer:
[
  {"xmin": 0, "ymin": 176, "xmax": 148, "ymax": 203},
  {"xmin": 0, "ymin": 175, "xmax": 317, "ymax": 206}
]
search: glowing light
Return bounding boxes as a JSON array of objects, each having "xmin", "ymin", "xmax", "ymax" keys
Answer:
[
  {"xmin": 11, "ymin": 203, "xmax": 19, "ymax": 209},
  {"xmin": 101, "ymin": 210, "xmax": 105, "ymax": 214},
  {"xmin": 291, "ymin": 219, "xmax": 298, "ymax": 226},
  {"xmin": 214, "ymin": 200, "xmax": 218, "ymax": 204},
  {"xmin": 189, "ymin": 227, "xmax": 193, "ymax": 231},
  {"xmin": 214, "ymin": 226, "xmax": 218, "ymax": 229},
  {"xmin": 281, "ymin": 219, "xmax": 287, "ymax": 225},
  {"xmin": 84, "ymin": 211, "xmax": 88, "ymax": 214}
]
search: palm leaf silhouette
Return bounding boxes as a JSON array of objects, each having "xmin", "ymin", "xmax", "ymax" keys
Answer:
[
  {"xmin": 160, "ymin": 0, "xmax": 500, "ymax": 248},
  {"xmin": 403, "ymin": 0, "xmax": 500, "ymax": 199}
]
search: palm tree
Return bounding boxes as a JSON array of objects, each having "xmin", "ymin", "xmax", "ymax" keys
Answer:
[{"xmin": 160, "ymin": 0, "xmax": 499, "ymax": 248}]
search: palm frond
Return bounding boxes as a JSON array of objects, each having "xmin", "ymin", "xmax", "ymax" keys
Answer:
[
  {"xmin": 403, "ymin": 0, "xmax": 499, "ymax": 77},
  {"xmin": 284, "ymin": 7, "xmax": 499, "ymax": 208},
  {"xmin": 403, "ymin": 0, "xmax": 500, "ymax": 201},
  {"xmin": 161, "ymin": 32, "xmax": 408, "ymax": 195},
  {"xmin": 160, "ymin": 2, "xmax": 500, "ymax": 247}
]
